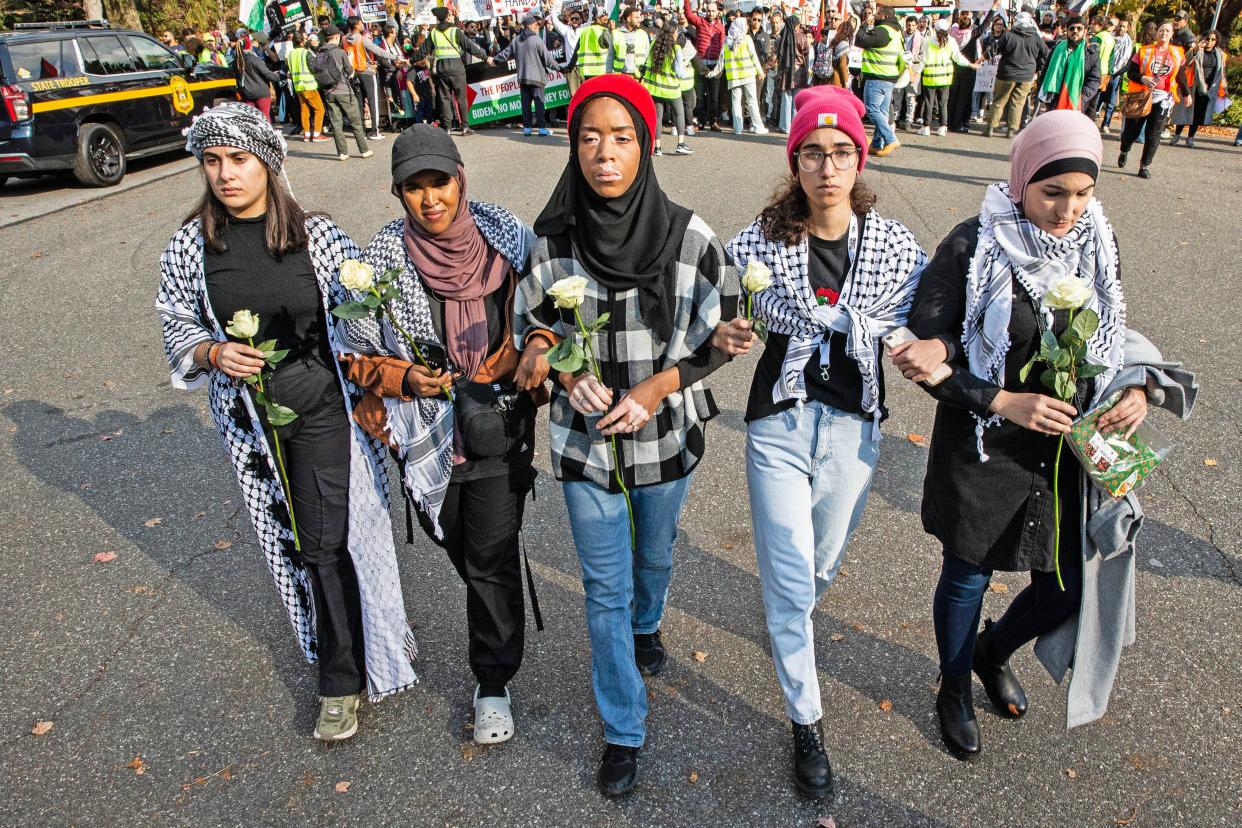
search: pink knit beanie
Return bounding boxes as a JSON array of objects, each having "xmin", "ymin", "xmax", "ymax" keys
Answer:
[{"xmin": 786, "ymin": 86, "xmax": 869, "ymax": 174}]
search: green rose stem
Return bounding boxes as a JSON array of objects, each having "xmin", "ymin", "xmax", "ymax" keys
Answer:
[
  {"xmin": 246, "ymin": 335, "xmax": 301, "ymax": 553},
  {"xmin": 1050, "ymin": 306, "xmax": 1078, "ymax": 593},
  {"xmin": 573, "ymin": 305, "xmax": 636, "ymax": 552},
  {"xmin": 370, "ymin": 285, "xmax": 454, "ymax": 402}
]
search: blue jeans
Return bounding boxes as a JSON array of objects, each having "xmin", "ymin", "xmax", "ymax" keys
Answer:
[
  {"xmin": 763, "ymin": 72, "xmax": 779, "ymax": 125},
  {"xmin": 780, "ymin": 89, "xmax": 796, "ymax": 132},
  {"xmin": 563, "ymin": 474, "xmax": 694, "ymax": 747},
  {"xmin": 863, "ymin": 78, "xmax": 897, "ymax": 148},
  {"xmin": 1099, "ymin": 72, "xmax": 1125, "ymax": 128},
  {"xmin": 747, "ymin": 403, "xmax": 880, "ymax": 724},
  {"xmin": 933, "ymin": 551, "xmax": 1083, "ymax": 676}
]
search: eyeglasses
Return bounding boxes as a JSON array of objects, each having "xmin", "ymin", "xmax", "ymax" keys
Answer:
[{"xmin": 795, "ymin": 148, "xmax": 859, "ymax": 172}]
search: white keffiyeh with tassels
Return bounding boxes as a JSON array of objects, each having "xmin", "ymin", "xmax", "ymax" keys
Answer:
[
  {"xmin": 963, "ymin": 182, "xmax": 1126, "ymax": 460},
  {"xmin": 727, "ymin": 209, "xmax": 927, "ymax": 440}
]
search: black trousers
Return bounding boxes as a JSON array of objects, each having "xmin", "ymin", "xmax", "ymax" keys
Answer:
[
  {"xmin": 1120, "ymin": 100, "xmax": 1171, "ymax": 169},
  {"xmin": 946, "ymin": 67, "xmax": 976, "ymax": 130},
  {"xmin": 1175, "ymin": 93, "xmax": 1212, "ymax": 138},
  {"xmin": 422, "ymin": 469, "xmax": 532, "ymax": 688},
  {"xmin": 265, "ymin": 357, "xmax": 366, "ymax": 697},
  {"xmin": 436, "ymin": 71, "xmax": 469, "ymax": 130},
  {"xmin": 520, "ymin": 83, "xmax": 546, "ymax": 129},
  {"xmin": 698, "ymin": 72, "xmax": 723, "ymax": 126}
]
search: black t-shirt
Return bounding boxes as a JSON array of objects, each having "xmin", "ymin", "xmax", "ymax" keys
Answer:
[
  {"xmin": 744, "ymin": 232, "xmax": 881, "ymax": 423},
  {"xmin": 204, "ymin": 214, "xmax": 331, "ymax": 368}
]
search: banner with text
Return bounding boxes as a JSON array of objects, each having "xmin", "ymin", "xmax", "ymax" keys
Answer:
[{"xmin": 465, "ymin": 56, "xmax": 570, "ymax": 125}]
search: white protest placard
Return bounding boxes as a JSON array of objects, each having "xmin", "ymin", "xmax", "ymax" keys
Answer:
[
  {"xmin": 974, "ymin": 56, "xmax": 999, "ymax": 93},
  {"xmin": 360, "ymin": 0, "xmax": 388, "ymax": 22},
  {"xmin": 491, "ymin": 0, "xmax": 539, "ymax": 17}
]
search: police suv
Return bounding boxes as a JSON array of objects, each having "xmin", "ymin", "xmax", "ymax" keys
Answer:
[{"xmin": 0, "ymin": 20, "xmax": 236, "ymax": 187}]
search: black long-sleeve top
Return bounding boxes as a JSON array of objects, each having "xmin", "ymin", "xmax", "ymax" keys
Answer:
[{"xmin": 907, "ymin": 218, "xmax": 1090, "ymax": 572}]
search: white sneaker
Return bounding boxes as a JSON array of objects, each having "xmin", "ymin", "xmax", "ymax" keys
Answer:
[
  {"xmin": 936, "ymin": 126, "xmax": 947, "ymax": 137},
  {"xmin": 752, "ymin": 126, "xmax": 770, "ymax": 135},
  {"xmin": 473, "ymin": 686, "xmax": 514, "ymax": 745},
  {"xmin": 1100, "ymin": 125, "xmax": 1111, "ymax": 135},
  {"xmin": 918, "ymin": 126, "xmax": 930, "ymax": 136},
  {"xmin": 338, "ymin": 153, "xmax": 349, "ymax": 161}
]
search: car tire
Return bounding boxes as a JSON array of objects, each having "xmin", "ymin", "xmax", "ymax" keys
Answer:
[
  {"xmin": 73, "ymin": 122, "xmax": 127, "ymax": 187},
  {"xmin": 0, "ymin": 175, "xmax": 8, "ymax": 188}
]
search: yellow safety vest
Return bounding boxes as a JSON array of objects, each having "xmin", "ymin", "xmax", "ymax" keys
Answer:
[
  {"xmin": 861, "ymin": 23, "xmax": 903, "ymax": 77},
  {"xmin": 921, "ymin": 41, "xmax": 954, "ymax": 87},
  {"xmin": 577, "ymin": 24, "xmax": 609, "ymax": 77},
  {"xmin": 287, "ymin": 47, "xmax": 318, "ymax": 92},
  {"xmin": 612, "ymin": 27, "xmax": 650, "ymax": 73},
  {"xmin": 723, "ymin": 37, "xmax": 756, "ymax": 82},
  {"xmin": 432, "ymin": 27, "xmax": 462, "ymax": 62},
  {"xmin": 642, "ymin": 52, "xmax": 681, "ymax": 99}
]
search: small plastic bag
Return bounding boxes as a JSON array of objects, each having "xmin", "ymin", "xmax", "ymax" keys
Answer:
[{"xmin": 1067, "ymin": 391, "xmax": 1171, "ymax": 499}]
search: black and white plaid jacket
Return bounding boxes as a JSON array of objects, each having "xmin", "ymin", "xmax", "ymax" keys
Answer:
[{"xmin": 515, "ymin": 214, "xmax": 738, "ymax": 492}]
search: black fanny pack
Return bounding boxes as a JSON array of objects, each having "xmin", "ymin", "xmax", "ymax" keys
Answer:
[{"xmin": 456, "ymin": 380, "xmax": 535, "ymax": 460}]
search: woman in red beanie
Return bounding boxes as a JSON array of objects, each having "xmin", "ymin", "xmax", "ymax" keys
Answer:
[
  {"xmin": 514, "ymin": 74, "xmax": 747, "ymax": 797},
  {"xmin": 725, "ymin": 84, "xmax": 929, "ymax": 800}
]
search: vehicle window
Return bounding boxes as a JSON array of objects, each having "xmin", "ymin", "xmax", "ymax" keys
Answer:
[
  {"xmin": 78, "ymin": 35, "xmax": 138, "ymax": 74},
  {"xmin": 7, "ymin": 40, "xmax": 70, "ymax": 81},
  {"xmin": 125, "ymin": 35, "xmax": 181, "ymax": 71}
]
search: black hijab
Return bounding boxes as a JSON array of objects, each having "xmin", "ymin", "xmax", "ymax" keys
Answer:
[
  {"xmin": 532, "ymin": 90, "xmax": 693, "ymax": 344},
  {"xmin": 775, "ymin": 13, "xmax": 801, "ymax": 89}
]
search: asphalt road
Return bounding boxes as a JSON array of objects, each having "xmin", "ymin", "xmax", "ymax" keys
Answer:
[{"xmin": 1, "ymin": 122, "xmax": 1240, "ymax": 828}]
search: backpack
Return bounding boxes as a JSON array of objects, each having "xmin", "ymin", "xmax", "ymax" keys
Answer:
[
  {"xmin": 812, "ymin": 41, "xmax": 836, "ymax": 79},
  {"xmin": 312, "ymin": 48, "xmax": 345, "ymax": 90}
]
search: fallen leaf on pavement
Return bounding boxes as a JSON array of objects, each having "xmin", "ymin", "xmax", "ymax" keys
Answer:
[
  {"xmin": 691, "ymin": 650, "xmax": 707, "ymax": 663},
  {"xmin": 1204, "ymin": 457, "xmax": 1217, "ymax": 466},
  {"xmin": 161, "ymin": 428, "xmax": 174, "ymax": 434},
  {"xmin": 1113, "ymin": 805, "xmax": 1139, "ymax": 825},
  {"xmin": 334, "ymin": 781, "xmax": 351, "ymax": 793},
  {"xmin": 1222, "ymin": 706, "xmax": 1232, "ymax": 716},
  {"xmin": 989, "ymin": 582, "xmax": 1010, "ymax": 594},
  {"xmin": 723, "ymin": 542, "xmax": 735, "ymax": 550},
  {"xmin": 1064, "ymin": 768, "xmax": 1078, "ymax": 779},
  {"xmin": 94, "ymin": 551, "xmax": 117, "ymax": 564},
  {"xmin": 31, "ymin": 720, "xmax": 53, "ymax": 736},
  {"xmin": 102, "ymin": 380, "xmax": 115, "ymax": 389},
  {"xmin": 850, "ymin": 622, "xmax": 865, "ymax": 632},
  {"xmin": 688, "ymin": 771, "xmax": 699, "ymax": 784},
  {"xmin": 647, "ymin": 690, "xmax": 657, "ymax": 702},
  {"xmin": 32, "ymin": 250, "xmax": 44, "ymax": 259},
  {"xmin": 830, "ymin": 633, "xmax": 845, "ymax": 642},
  {"xmin": 461, "ymin": 744, "xmax": 474, "ymax": 763},
  {"xmin": 878, "ymin": 700, "xmax": 893, "ymax": 712},
  {"xmin": 193, "ymin": 512, "xmax": 206, "ymax": 520},
  {"xmin": 144, "ymin": 518, "xmax": 161, "ymax": 528},
  {"xmin": 817, "ymin": 817, "xmax": 838, "ymax": 828},
  {"xmin": 127, "ymin": 756, "xmax": 146, "ymax": 775},
  {"xmin": 213, "ymin": 540, "xmax": 233, "ymax": 550},
  {"xmin": 907, "ymin": 433, "xmax": 926, "ymax": 445}
]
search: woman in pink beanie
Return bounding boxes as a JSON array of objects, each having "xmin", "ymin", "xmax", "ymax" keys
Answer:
[
  {"xmin": 890, "ymin": 110, "xmax": 1186, "ymax": 761},
  {"xmin": 725, "ymin": 84, "xmax": 929, "ymax": 800}
]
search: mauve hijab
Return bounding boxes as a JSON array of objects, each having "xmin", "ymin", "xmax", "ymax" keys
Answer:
[
  {"xmin": 1008, "ymin": 110, "xmax": 1103, "ymax": 205},
  {"xmin": 401, "ymin": 165, "xmax": 510, "ymax": 381}
]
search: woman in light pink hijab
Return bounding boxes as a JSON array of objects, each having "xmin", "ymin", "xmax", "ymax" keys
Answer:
[{"xmin": 889, "ymin": 110, "xmax": 1162, "ymax": 761}]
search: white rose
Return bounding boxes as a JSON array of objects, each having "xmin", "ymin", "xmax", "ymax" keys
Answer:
[
  {"xmin": 339, "ymin": 259, "xmax": 376, "ymax": 293},
  {"xmin": 1043, "ymin": 276, "xmax": 1092, "ymax": 311},
  {"xmin": 740, "ymin": 260, "xmax": 774, "ymax": 294},
  {"xmin": 225, "ymin": 309, "xmax": 260, "ymax": 340},
  {"xmin": 547, "ymin": 275, "xmax": 588, "ymax": 309}
]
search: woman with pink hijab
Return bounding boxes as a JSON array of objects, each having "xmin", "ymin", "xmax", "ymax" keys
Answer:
[
  {"xmin": 338, "ymin": 125, "xmax": 554, "ymax": 747},
  {"xmin": 889, "ymin": 110, "xmax": 1184, "ymax": 760}
]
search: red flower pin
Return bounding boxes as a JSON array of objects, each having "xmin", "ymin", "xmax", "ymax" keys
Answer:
[{"xmin": 815, "ymin": 287, "xmax": 840, "ymax": 306}]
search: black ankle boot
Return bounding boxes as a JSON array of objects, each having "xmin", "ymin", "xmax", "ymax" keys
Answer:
[
  {"xmin": 936, "ymin": 672, "xmax": 981, "ymax": 761},
  {"xmin": 791, "ymin": 720, "xmax": 834, "ymax": 798},
  {"xmin": 973, "ymin": 618, "xmax": 1028, "ymax": 718},
  {"xmin": 634, "ymin": 630, "xmax": 666, "ymax": 677},
  {"xmin": 598, "ymin": 744, "xmax": 640, "ymax": 796}
]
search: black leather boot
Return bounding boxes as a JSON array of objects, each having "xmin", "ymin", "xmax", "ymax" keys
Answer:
[
  {"xmin": 791, "ymin": 720, "xmax": 834, "ymax": 798},
  {"xmin": 936, "ymin": 672, "xmax": 981, "ymax": 761},
  {"xmin": 973, "ymin": 618, "xmax": 1028, "ymax": 718},
  {"xmin": 634, "ymin": 630, "xmax": 666, "ymax": 677},
  {"xmin": 598, "ymin": 744, "xmax": 640, "ymax": 796}
]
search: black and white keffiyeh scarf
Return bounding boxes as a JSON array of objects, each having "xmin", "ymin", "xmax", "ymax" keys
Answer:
[
  {"xmin": 339, "ymin": 203, "xmax": 533, "ymax": 539},
  {"xmin": 963, "ymin": 182, "xmax": 1125, "ymax": 460},
  {"xmin": 727, "ymin": 209, "xmax": 927, "ymax": 440},
  {"xmin": 183, "ymin": 101, "xmax": 288, "ymax": 172}
]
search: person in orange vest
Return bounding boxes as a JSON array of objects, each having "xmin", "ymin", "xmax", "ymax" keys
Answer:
[
  {"xmin": 1117, "ymin": 19, "xmax": 1184, "ymax": 180},
  {"xmin": 345, "ymin": 15, "xmax": 404, "ymax": 140}
]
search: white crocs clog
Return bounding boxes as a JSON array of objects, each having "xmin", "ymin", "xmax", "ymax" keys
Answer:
[{"xmin": 473, "ymin": 686, "xmax": 514, "ymax": 745}]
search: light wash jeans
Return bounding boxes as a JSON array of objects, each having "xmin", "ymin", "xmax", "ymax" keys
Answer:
[
  {"xmin": 763, "ymin": 72, "xmax": 780, "ymax": 125},
  {"xmin": 780, "ymin": 89, "xmax": 796, "ymax": 132},
  {"xmin": 730, "ymin": 78, "xmax": 765, "ymax": 134},
  {"xmin": 863, "ymin": 78, "xmax": 897, "ymax": 149},
  {"xmin": 746, "ymin": 402, "xmax": 880, "ymax": 724},
  {"xmin": 563, "ymin": 474, "xmax": 694, "ymax": 747}
]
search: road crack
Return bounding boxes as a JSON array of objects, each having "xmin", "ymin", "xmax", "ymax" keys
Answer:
[{"xmin": 1156, "ymin": 467, "xmax": 1239, "ymax": 586}]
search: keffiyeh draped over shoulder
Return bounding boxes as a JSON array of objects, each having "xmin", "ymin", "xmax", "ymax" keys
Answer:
[
  {"xmin": 337, "ymin": 202, "xmax": 533, "ymax": 538},
  {"xmin": 156, "ymin": 215, "xmax": 419, "ymax": 702},
  {"xmin": 962, "ymin": 182, "xmax": 1125, "ymax": 459},
  {"xmin": 727, "ymin": 209, "xmax": 927, "ymax": 439}
]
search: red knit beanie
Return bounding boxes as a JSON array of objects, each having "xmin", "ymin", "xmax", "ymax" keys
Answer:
[
  {"xmin": 786, "ymin": 86, "xmax": 870, "ymax": 174},
  {"xmin": 568, "ymin": 74, "xmax": 658, "ymax": 156}
]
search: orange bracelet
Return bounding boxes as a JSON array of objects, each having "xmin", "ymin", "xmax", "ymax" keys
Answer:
[{"xmin": 207, "ymin": 342, "xmax": 222, "ymax": 370}]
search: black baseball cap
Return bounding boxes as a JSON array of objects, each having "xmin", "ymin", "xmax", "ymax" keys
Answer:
[
  {"xmin": 1173, "ymin": 9, "xmax": 1189, "ymax": 18},
  {"xmin": 392, "ymin": 124, "xmax": 462, "ymax": 186}
]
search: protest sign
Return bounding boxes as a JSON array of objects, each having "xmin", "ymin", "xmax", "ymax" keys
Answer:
[
  {"xmin": 465, "ymin": 51, "xmax": 570, "ymax": 125},
  {"xmin": 360, "ymin": 0, "xmax": 388, "ymax": 21},
  {"xmin": 491, "ymin": 0, "xmax": 539, "ymax": 16},
  {"xmin": 974, "ymin": 56, "xmax": 999, "ymax": 93}
]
